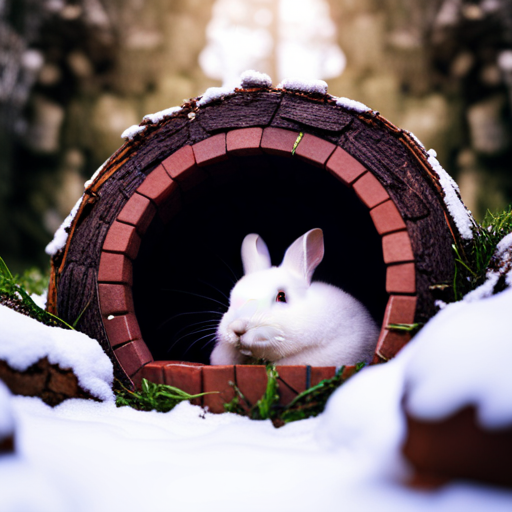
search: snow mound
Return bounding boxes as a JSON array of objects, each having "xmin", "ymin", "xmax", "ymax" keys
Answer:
[
  {"xmin": 428, "ymin": 149, "xmax": 475, "ymax": 240},
  {"xmin": 278, "ymin": 77, "xmax": 328, "ymax": 95},
  {"xmin": 240, "ymin": 70, "xmax": 272, "ymax": 89},
  {"xmin": 335, "ymin": 96, "xmax": 371, "ymax": 114},
  {"xmin": 0, "ymin": 305, "xmax": 114, "ymax": 402},
  {"xmin": 404, "ymin": 286, "xmax": 512, "ymax": 429}
]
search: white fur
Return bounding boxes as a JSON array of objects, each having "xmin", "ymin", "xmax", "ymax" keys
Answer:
[{"xmin": 210, "ymin": 229, "xmax": 379, "ymax": 366}]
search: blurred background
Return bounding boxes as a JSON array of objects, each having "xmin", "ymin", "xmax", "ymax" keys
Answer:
[{"xmin": 1, "ymin": 0, "xmax": 511, "ymax": 271}]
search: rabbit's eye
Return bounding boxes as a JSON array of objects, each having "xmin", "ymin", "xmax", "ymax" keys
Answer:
[{"xmin": 276, "ymin": 291, "xmax": 287, "ymax": 303}]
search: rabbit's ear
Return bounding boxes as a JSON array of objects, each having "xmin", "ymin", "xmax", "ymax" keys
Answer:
[
  {"xmin": 281, "ymin": 228, "xmax": 324, "ymax": 284},
  {"xmin": 241, "ymin": 234, "xmax": 272, "ymax": 274}
]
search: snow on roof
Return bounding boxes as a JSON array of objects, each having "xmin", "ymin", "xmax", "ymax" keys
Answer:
[
  {"xmin": 121, "ymin": 123, "xmax": 146, "ymax": 141},
  {"xmin": 0, "ymin": 305, "xmax": 114, "ymax": 402},
  {"xmin": 143, "ymin": 106, "xmax": 183, "ymax": 125},
  {"xmin": 45, "ymin": 195, "xmax": 82, "ymax": 256},
  {"xmin": 428, "ymin": 149, "xmax": 475, "ymax": 240},
  {"xmin": 403, "ymin": 286, "xmax": 512, "ymax": 429},
  {"xmin": 197, "ymin": 84, "xmax": 238, "ymax": 107},
  {"xmin": 46, "ymin": 157, "xmax": 111, "ymax": 257},
  {"xmin": 334, "ymin": 96, "xmax": 371, "ymax": 114},
  {"xmin": 0, "ymin": 381, "xmax": 15, "ymax": 443},
  {"xmin": 240, "ymin": 69, "xmax": 272, "ymax": 89},
  {"xmin": 278, "ymin": 77, "xmax": 328, "ymax": 95},
  {"xmin": 406, "ymin": 130, "xmax": 425, "ymax": 149}
]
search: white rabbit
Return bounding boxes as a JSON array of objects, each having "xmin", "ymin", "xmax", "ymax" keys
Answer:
[{"xmin": 210, "ymin": 228, "xmax": 379, "ymax": 366}]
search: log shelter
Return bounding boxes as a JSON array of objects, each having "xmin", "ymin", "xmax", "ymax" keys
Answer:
[{"xmin": 47, "ymin": 82, "xmax": 465, "ymax": 411}]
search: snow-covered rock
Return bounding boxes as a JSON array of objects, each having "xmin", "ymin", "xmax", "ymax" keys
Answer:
[
  {"xmin": 404, "ymin": 286, "xmax": 512, "ymax": 429},
  {"xmin": 0, "ymin": 305, "xmax": 114, "ymax": 403}
]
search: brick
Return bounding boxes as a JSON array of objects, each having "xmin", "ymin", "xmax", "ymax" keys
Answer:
[
  {"xmin": 341, "ymin": 365, "xmax": 357, "ymax": 380},
  {"xmin": 326, "ymin": 146, "xmax": 367, "ymax": 185},
  {"xmin": 383, "ymin": 295, "xmax": 418, "ymax": 326},
  {"xmin": 202, "ymin": 365, "xmax": 235, "ymax": 414},
  {"xmin": 114, "ymin": 339, "xmax": 153, "ymax": 377},
  {"xmin": 402, "ymin": 406, "xmax": 512, "ymax": 488},
  {"xmin": 352, "ymin": 172, "xmax": 390, "ymax": 209},
  {"xmin": 163, "ymin": 363, "xmax": 203, "ymax": 405},
  {"xmin": 376, "ymin": 329, "xmax": 412, "ymax": 361},
  {"xmin": 375, "ymin": 295, "xmax": 417, "ymax": 360},
  {"xmin": 261, "ymin": 127, "xmax": 299, "ymax": 156},
  {"xmin": 103, "ymin": 313, "xmax": 142, "ymax": 348},
  {"xmin": 369, "ymin": 199, "xmax": 407, "ymax": 235},
  {"xmin": 98, "ymin": 283, "xmax": 134, "ymax": 316},
  {"xmin": 162, "ymin": 145, "xmax": 208, "ymax": 191},
  {"xmin": 116, "ymin": 193, "xmax": 156, "ymax": 236},
  {"xmin": 295, "ymin": 133, "xmax": 336, "ymax": 167},
  {"xmin": 137, "ymin": 165, "xmax": 178, "ymax": 205},
  {"xmin": 102, "ymin": 221, "xmax": 141, "ymax": 260},
  {"xmin": 192, "ymin": 133, "xmax": 227, "ymax": 167},
  {"xmin": 138, "ymin": 361, "xmax": 165, "ymax": 385},
  {"xmin": 98, "ymin": 252, "xmax": 133, "ymax": 285},
  {"xmin": 235, "ymin": 365, "xmax": 267, "ymax": 408},
  {"xmin": 309, "ymin": 366, "xmax": 336, "ymax": 387},
  {"xmin": 382, "ymin": 230, "xmax": 415, "ymax": 264},
  {"xmin": 276, "ymin": 366, "xmax": 307, "ymax": 405},
  {"xmin": 371, "ymin": 353, "xmax": 385, "ymax": 365},
  {"xmin": 226, "ymin": 127, "xmax": 263, "ymax": 156},
  {"xmin": 386, "ymin": 263, "xmax": 416, "ymax": 294}
]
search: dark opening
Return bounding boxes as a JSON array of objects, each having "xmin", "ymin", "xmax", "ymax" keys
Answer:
[{"xmin": 133, "ymin": 154, "xmax": 388, "ymax": 364}]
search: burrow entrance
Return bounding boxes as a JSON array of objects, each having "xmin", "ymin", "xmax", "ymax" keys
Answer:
[{"xmin": 132, "ymin": 153, "xmax": 388, "ymax": 364}]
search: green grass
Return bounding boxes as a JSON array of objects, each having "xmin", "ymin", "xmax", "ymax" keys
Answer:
[
  {"xmin": 224, "ymin": 363, "xmax": 366, "ymax": 426},
  {"xmin": 452, "ymin": 206, "xmax": 512, "ymax": 301},
  {"xmin": 115, "ymin": 364, "xmax": 365, "ymax": 425},
  {"xmin": 0, "ymin": 257, "xmax": 73, "ymax": 329},
  {"xmin": 115, "ymin": 378, "xmax": 216, "ymax": 413}
]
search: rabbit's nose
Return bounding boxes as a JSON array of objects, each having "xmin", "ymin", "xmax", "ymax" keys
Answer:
[{"xmin": 229, "ymin": 319, "xmax": 248, "ymax": 336}]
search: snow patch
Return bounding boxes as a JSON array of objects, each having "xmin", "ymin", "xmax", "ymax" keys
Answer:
[
  {"xmin": 46, "ymin": 158, "xmax": 111, "ymax": 257},
  {"xmin": 197, "ymin": 85, "xmax": 238, "ymax": 107},
  {"xmin": 404, "ymin": 286, "xmax": 512, "ymax": 429},
  {"xmin": 143, "ymin": 106, "xmax": 182, "ymax": 125},
  {"xmin": 0, "ymin": 381, "xmax": 15, "ymax": 443},
  {"xmin": 45, "ymin": 195, "xmax": 82, "ymax": 256},
  {"xmin": 335, "ymin": 96, "xmax": 371, "ymax": 114},
  {"xmin": 240, "ymin": 69, "xmax": 272, "ymax": 89},
  {"xmin": 407, "ymin": 130, "xmax": 425, "ymax": 149},
  {"xmin": 0, "ymin": 305, "xmax": 114, "ymax": 402},
  {"xmin": 121, "ymin": 124, "xmax": 145, "ymax": 140},
  {"xmin": 30, "ymin": 290, "xmax": 47, "ymax": 310},
  {"xmin": 428, "ymin": 149, "xmax": 475, "ymax": 240},
  {"xmin": 464, "ymin": 231, "xmax": 512, "ymax": 302},
  {"xmin": 84, "ymin": 159, "xmax": 107, "ymax": 190},
  {"xmin": 278, "ymin": 77, "xmax": 328, "ymax": 95}
]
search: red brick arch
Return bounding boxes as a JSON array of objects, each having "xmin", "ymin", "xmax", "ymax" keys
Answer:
[{"xmin": 96, "ymin": 127, "xmax": 418, "ymax": 410}]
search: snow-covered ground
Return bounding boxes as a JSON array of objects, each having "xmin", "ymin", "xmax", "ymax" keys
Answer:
[
  {"xmin": 2, "ymin": 224, "xmax": 512, "ymax": 511},
  {"xmin": 1, "ymin": 283, "xmax": 512, "ymax": 511}
]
